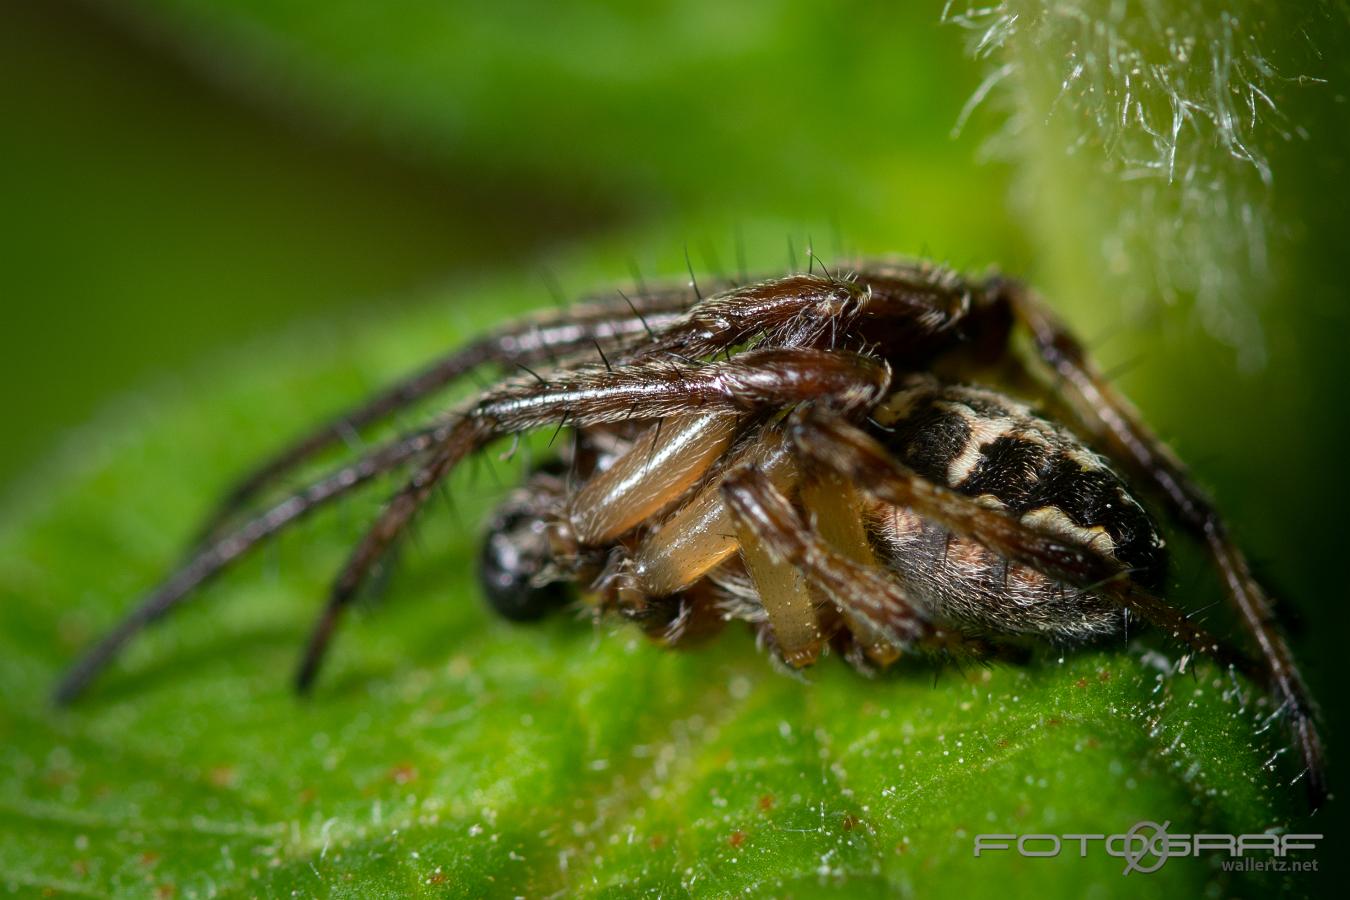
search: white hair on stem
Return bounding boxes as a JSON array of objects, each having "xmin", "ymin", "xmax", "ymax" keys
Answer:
[{"xmin": 942, "ymin": 0, "xmax": 1340, "ymax": 366}]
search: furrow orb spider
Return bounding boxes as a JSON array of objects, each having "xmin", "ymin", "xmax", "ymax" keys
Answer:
[{"xmin": 53, "ymin": 258, "xmax": 1325, "ymax": 807}]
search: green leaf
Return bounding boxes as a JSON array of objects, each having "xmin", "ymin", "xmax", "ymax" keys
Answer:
[
  {"xmin": 0, "ymin": 259, "xmax": 1305, "ymax": 898},
  {"xmin": 6, "ymin": 0, "xmax": 1344, "ymax": 895}
]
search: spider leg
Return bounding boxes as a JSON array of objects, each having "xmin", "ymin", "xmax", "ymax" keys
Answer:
[
  {"xmin": 606, "ymin": 428, "xmax": 803, "ymax": 614},
  {"xmin": 194, "ymin": 264, "xmax": 954, "ymax": 542},
  {"xmin": 52, "ymin": 421, "xmax": 458, "ymax": 704},
  {"xmin": 994, "ymin": 280, "xmax": 1326, "ymax": 804},
  {"xmin": 192, "ymin": 288, "xmax": 700, "ymax": 543},
  {"xmin": 295, "ymin": 418, "xmax": 491, "ymax": 691},
  {"xmin": 293, "ymin": 347, "xmax": 894, "ymax": 691},
  {"xmin": 721, "ymin": 464, "xmax": 937, "ymax": 654},
  {"xmin": 799, "ymin": 467, "xmax": 903, "ymax": 666},
  {"xmin": 643, "ymin": 268, "xmax": 973, "ymax": 360}
]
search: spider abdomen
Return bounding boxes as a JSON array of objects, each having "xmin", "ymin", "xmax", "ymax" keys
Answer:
[
  {"xmin": 870, "ymin": 506, "xmax": 1124, "ymax": 641},
  {"xmin": 869, "ymin": 375, "xmax": 1166, "ymax": 639}
]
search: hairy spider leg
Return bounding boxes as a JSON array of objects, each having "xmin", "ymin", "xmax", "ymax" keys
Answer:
[
  {"xmin": 291, "ymin": 348, "xmax": 894, "ymax": 691},
  {"xmin": 193, "ymin": 265, "xmax": 967, "ymax": 543},
  {"xmin": 640, "ymin": 269, "xmax": 973, "ymax": 362},
  {"xmin": 52, "ymin": 420, "xmax": 460, "ymax": 704},
  {"xmin": 627, "ymin": 433, "xmax": 891, "ymax": 670},
  {"xmin": 722, "ymin": 464, "xmax": 936, "ymax": 654},
  {"xmin": 798, "ymin": 467, "xmax": 901, "ymax": 665},
  {"xmin": 993, "ymin": 278, "xmax": 1327, "ymax": 805},
  {"xmin": 192, "ymin": 287, "xmax": 705, "ymax": 544},
  {"xmin": 730, "ymin": 473, "xmax": 826, "ymax": 667}
]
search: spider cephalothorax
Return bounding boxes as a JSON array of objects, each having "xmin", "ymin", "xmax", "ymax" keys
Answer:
[{"xmin": 53, "ymin": 258, "xmax": 1325, "ymax": 805}]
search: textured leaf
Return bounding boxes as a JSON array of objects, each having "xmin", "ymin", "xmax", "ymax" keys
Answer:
[{"xmin": 0, "ymin": 260, "xmax": 1303, "ymax": 898}]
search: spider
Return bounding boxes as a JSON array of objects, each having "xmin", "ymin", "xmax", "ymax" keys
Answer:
[{"xmin": 53, "ymin": 257, "xmax": 1325, "ymax": 805}]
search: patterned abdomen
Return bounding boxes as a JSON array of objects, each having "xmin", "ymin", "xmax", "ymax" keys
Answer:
[{"xmin": 868, "ymin": 375, "xmax": 1166, "ymax": 640}]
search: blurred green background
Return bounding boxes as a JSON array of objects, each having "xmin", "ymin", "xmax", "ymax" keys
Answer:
[
  {"xmin": 0, "ymin": 0, "xmax": 1030, "ymax": 487},
  {"xmin": 1, "ymin": 0, "xmax": 1346, "ymax": 895}
]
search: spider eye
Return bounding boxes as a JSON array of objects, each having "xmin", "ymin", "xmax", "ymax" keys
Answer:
[{"xmin": 478, "ymin": 504, "xmax": 571, "ymax": 622}]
